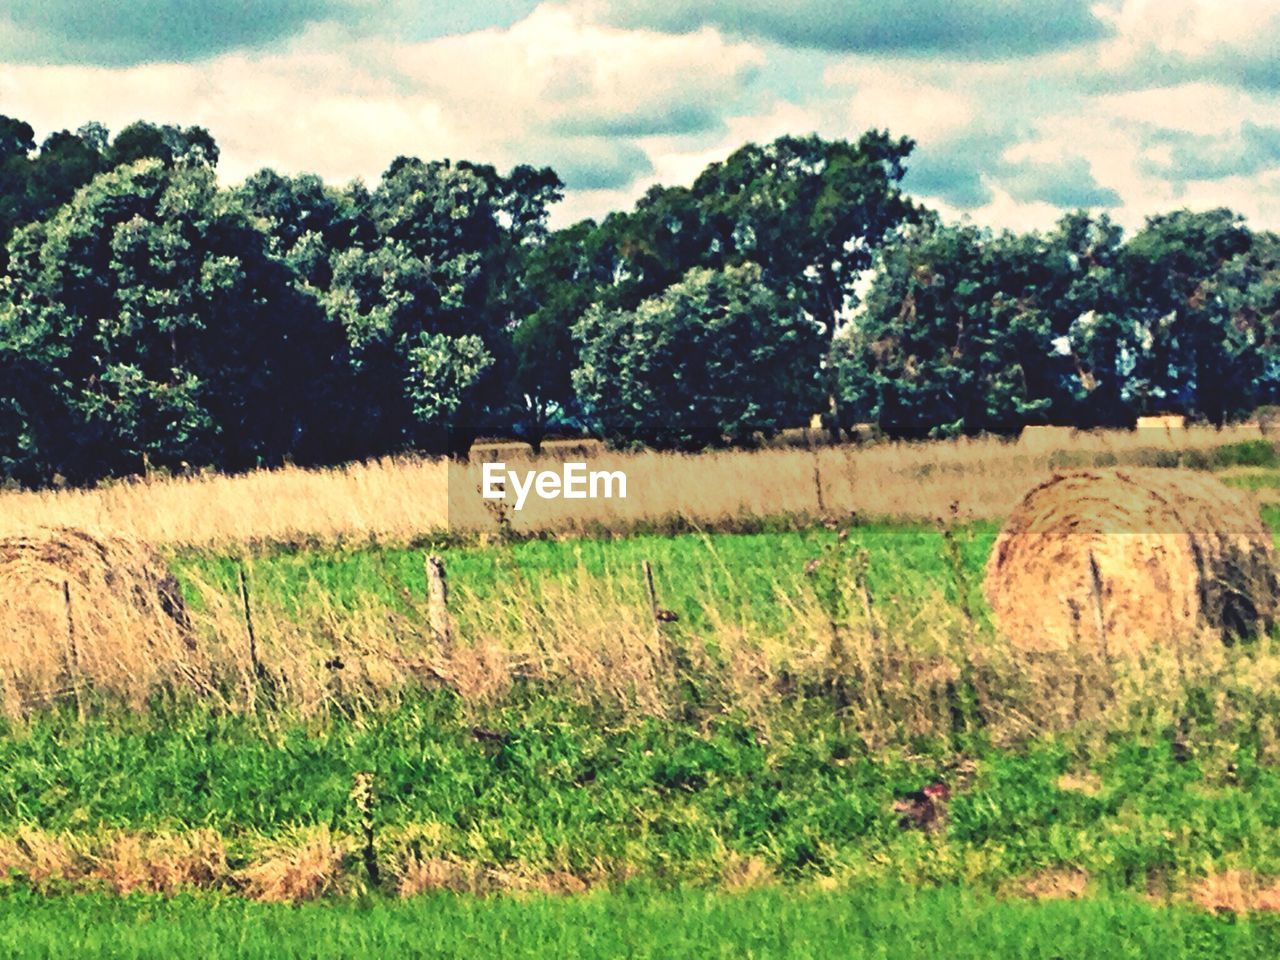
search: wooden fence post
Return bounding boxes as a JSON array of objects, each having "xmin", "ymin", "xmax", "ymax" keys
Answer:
[
  {"xmin": 425, "ymin": 555, "xmax": 453, "ymax": 652},
  {"xmin": 63, "ymin": 580, "xmax": 84, "ymax": 722},
  {"xmin": 237, "ymin": 562, "xmax": 261, "ymax": 707},
  {"xmin": 641, "ymin": 560, "xmax": 659, "ymax": 623},
  {"xmin": 812, "ymin": 453, "xmax": 827, "ymax": 516}
]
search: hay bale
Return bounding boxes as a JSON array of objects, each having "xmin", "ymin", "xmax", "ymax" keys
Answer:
[
  {"xmin": 984, "ymin": 470, "xmax": 1279, "ymax": 655},
  {"xmin": 0, "ymin": 527, "xmax": 193, "ymax": 709}
]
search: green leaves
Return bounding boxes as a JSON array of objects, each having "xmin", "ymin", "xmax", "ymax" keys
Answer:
[
  {"xmin": 405, "ymin": 333, "xmax": 495, "ymax": 424},
  {"xmin": 573, "ymin": 263, "xmax": 823, "ymax": 450},
  {"xmin": 828, "ymin": 210, "xmax": 1279, "ymax": 439}
]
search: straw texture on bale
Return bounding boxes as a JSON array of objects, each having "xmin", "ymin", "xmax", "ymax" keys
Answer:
[
  {"xmin": 0, "ymin": 527, "xmax": 194, "ymax": 710},
  {"xmin": 984, "ymin": 469, "xmax": 1279, "ymax": 656}
]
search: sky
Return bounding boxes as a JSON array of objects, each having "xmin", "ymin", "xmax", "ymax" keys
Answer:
[{"xmin": 2, "ymin": 0, "xmax": 1279, "ymax": 231}]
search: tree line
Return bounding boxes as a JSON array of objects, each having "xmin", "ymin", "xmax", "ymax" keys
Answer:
[{"xmin": 1, "ymin": 114, "xmax": 1278, "ymax": 487}]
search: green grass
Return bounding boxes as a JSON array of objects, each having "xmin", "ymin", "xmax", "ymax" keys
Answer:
[
  {"xmin": 3, "ymin": 884, "xmax": 1278, "ymax": 960},
  {"xmin": 5, "ymin": 693, "xmax": 1280, "ymax": 889},
  {"xmin": 1222, "ymin": 470, "xmax": 1280, "ymax": 492},
  {"xmin": 0, "ymin": 500, "xmax": 1266, "ymax": 890},
  {"xmin": 8, "ymin": 477, "xmax": 1280, "ymax": 946},
  {"xmin": 178, "ymin": 521, "xmax": 999, "ymax": 634}
]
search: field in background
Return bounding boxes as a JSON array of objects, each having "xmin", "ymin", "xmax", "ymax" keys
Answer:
[
  {"xmin": 7, "ymin": 429, "xmax": 1280, "ymax": 943},
  {"xmin": 0, "ymin": 425, "xmax": 1270, "ymax": 548}
]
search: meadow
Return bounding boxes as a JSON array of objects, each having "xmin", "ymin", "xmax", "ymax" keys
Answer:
[
  {"xmin": 4, "ymin": 885, "xmax": 1279, "ymax": 959},
  {"xmin": 0, "ymin": 425, "xmax": 1269, "ymax": 548},
  {"xmin": 5, "ymin": 429, "xmax": 1280, "ymax": 954}
]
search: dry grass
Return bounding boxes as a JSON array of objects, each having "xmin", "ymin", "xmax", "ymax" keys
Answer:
[
  {"xmin": 1020, "ymin": 868, "xmax": 1090, "ymax": 901},
  {"xmin": 0, "ymin": 424, "xmax": 1273, "ymax": 729},
  {"xmin": 235, "ymin": 826, "xmax": 352, "ymax": 902},
  {"xmin": 1189, "ymin": 870, "xmax": 1280, "ymax": 914},
  {"xmin": 89, "ymin": 830, "xmax": 228, "ymax": 896},
  {"xmin": 720, "ymin": 853, "xmax": 777, "ymax": 892},
  {"xmin": 0, "ymin": 824, "xmax": 611, "ymax": 902},
  {"xmin": 0, "ymin": 427, "xmax": 1262, "ymax": 550},
  {"xmin": 4, "ymin": 518, "xmax": 1280, "ymax": 747},
  {"xmin": 0, "ymin": 828, "xmax": 227, "ymax": 896},
  {"xmin": 1055, "ymin": 772, "xmax": 1103, "ymax": 796}
]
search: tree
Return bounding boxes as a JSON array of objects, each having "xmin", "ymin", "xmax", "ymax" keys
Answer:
[
  {"xmin": 30, "ymin": 129, "xmax": 107, "ymax": 211},
  {"xmin": 230, "ymin": 169, "xmax": 375, "ymax": 464},
  {"xmin": 693, "ymin": 132, "xmax": 920, "ymax": 339},
  {"xmin": 322, "ymin": 157, "xmax": 552, "ymax": 457},
  {"xmin": 0, "ymin": 159, "xmax": 321, "ymax": 483},
  {"xmin": 507, "ymin": 220, "xmax": 614, "ymax": 451},
  {"xmin": 1120, "ymin": 209, "xmax": 1254, "ymax": 424},
  {"xmin": 832, "ymin": 223, "xmax": 1039, "ymax": 439},
  {"xmin": 604, "ymin": 133, "xmax": 920, "ymax": 330},
  {"xmin": 833, "ymin": 214, "xmax": 1136, "ymax": 439},
  {"xmin": 110, "ymin": 121, "xmax": 218, "ymax": 169},
  {"xmin": 572, "ymin": 263, "xmax": 823, "ymax": 450},
  {"xmin": 0, "ymin": 116, "xmax": 38, "ymax": 264},
  {"xmin": 1197, "ymin": 230, "xmax": 1280, "ymax": 417}
]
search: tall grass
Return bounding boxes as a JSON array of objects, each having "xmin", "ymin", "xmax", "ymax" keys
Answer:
[
  {"xmin": 0, "ymin": 426, "xmax": 1265, "ymax": 549},
  {"xmin": 6, "ymin": 518, "xmax": 1280, "ymax": 762}
]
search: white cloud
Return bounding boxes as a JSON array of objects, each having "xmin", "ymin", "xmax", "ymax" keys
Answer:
[
  {"xmin": 2, "ymin": 0, "xmax": 1280, "ymax": 232},
  {"xmin": 0, "ymin": 47, "xmax": 455, "ymax": 185},
  {"xmin": 824, "ymin": 62, "xmax": 976, "ymax": 142},
  {"xmin": 0, "ymin": 3, "xmax": 764, "ymax": 199},
  {"xmin": 1095, "ymin": 82, "xmax": 1280, "ymax": 136},
  {"xmin": 1095, "ymin": 0, "xmax": 1279, "ymax": 61},
  {"xmin": 392, "ymin": 5, "xmax": 761, "ymax": 128}
]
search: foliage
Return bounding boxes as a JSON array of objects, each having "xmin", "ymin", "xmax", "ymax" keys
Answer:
[
  {"xmin": 507, "ymin": 221, "xmax": 613, "ymax": 450},
  {"xmin": 573, "ymin": 263, "xmax": 824, "ymax": 449},
  {"xmin": 835, "ymin": 211, "xmax": 1280, "ymax": 438},
  {"xmin": 5, "ymin": 108, "xmax": 1280, "ymax": 480},
  {"xmin": 322, "ymin": 157, "xmax": 558, "ymax": 457},
  {"xmin": 0, "ymin": 160, "xmax": 326, "ymax": 482}
]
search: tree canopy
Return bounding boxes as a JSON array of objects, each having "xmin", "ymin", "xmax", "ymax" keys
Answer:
[{"xmin": 2, "ymin": 110, "xmax": 1279, "ymax": 487}]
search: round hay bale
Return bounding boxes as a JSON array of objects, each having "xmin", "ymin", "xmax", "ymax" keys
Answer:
[
  {"xmin": 0, "ymin": 527, "xmax": 193, "ymax": 709},
  {"xmin": 984, "ymin": 469, "xmax": 1279, "ymax": 655}
]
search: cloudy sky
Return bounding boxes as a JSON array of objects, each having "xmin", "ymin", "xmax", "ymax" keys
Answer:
[{"xmin": 2, "ymin": 0, "xmax": 1279, "ymax": 231}]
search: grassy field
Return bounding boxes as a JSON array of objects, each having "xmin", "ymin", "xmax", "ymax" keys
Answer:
[
  {"xmin": 5, "ymin": 690, "xmax": 1280, "ymax": 896},
  {"xmin": 7, "ymin": 436, "xmax": 1280, "ymax": 950},
  {"xmin": 179, "ymin": 520, "xmax": 998, "ymax": 635},
  {"xmin": 3, "ymin": 884, "xmax": 1278, "ymax": 959}
]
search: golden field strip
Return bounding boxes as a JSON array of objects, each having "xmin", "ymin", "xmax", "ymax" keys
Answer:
[{"xmin": 0, "ymin": 426, "xmax": 1267, "ymax": 548}]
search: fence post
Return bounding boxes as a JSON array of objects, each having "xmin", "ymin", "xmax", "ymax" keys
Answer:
[
  {"xmin": 63, "ymin": 580, "xmax": 85, "ymax": 722},
  {"xmin": 812, "ymin": 453, "xmax": 827, "ymax": 516},
  {"xmin": 237, "ymin": 562, "xmax": 261, "ymax": 708},
  {"xmin": 425, "ymin": 555, "xmax": 453, "ymax": 652},
  {"xmin": 351, "ymin": 771, "xmax": 379, "ymax": 888},
  {"xmin": 641, "ymin": 559, "xmax": 659, "ymax": 623}
]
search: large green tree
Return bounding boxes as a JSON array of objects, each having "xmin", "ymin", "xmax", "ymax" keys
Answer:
[
  {"xmin": 0, "ymin": 159, "xmax": 318, "ymax": 483},
  {"xmin": 322, "ymin": 157, "xmax": 558, "ymax": 457},
  {"xmin": 604, "ymin": 133, "xmax": 919, "ymax": 332},
  {"xmin": 572, "ymin": 262, "xmax": 824, "ymax": 450},
  {"xmin": 1120, "ymin": 209, "xmax": 1255, "ymax": 424},
  {"xmin": 507, "ymin": 220, "xmax": 615, "ymax": 451},
  {"xmin": 833, "ymin": 213, "xmax": 1137, "ymax": 439},
  {"xmin": 0, "ymin": 117, "xmax": 112, "ymax": 271}
]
